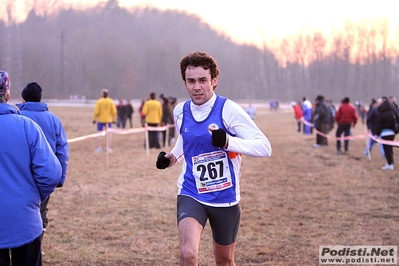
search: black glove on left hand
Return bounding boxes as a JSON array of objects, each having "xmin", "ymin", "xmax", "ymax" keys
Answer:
[
  {"xmin": 211, "ymin": 128, "xmax": 227, "ymax": 148},
  {"xmin": 156, "ymin": 151, "xmax": 170, "ymax": 169}
]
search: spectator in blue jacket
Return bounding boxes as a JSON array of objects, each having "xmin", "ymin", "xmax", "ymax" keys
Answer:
[
  {"xmin": 17, "ymin": 82, "xmax": 69, "ymax": 247},
  {"xmin": 0, "ymin": 71, "xmax": 62, "ymax": 266}
]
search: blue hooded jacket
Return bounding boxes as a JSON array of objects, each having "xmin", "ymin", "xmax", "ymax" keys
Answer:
[
  {"xmin": 0, "ymin": 103, "xmax": 62, "ymax": 248},
  {"xmin": 17, "ymin": 102, "xmax": 69, "ymax": 186}
]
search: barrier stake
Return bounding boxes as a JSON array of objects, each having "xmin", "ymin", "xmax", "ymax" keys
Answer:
[
  {"xmin": 105, "ymin": 125, "xmax": 109, "ymax": 170},
  {"xmin": 145, "ymin": 125, "xmax": 150, "ymax": 156}
]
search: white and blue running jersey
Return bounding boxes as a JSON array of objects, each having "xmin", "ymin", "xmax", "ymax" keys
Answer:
[
  {"xmin": 171, "ymin": 93, "xmax": 272, "ymax": 207},
  {"xmin": 179, "ymin": 95, "xmax": 238, "ymax": 205}
]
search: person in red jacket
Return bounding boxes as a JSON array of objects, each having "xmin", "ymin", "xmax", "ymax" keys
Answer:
[
  {"xmin": 291, "ymin": 101, "xmax": 303, "ymax": 132},
  {"xmin": 335, "ymin": 97, "xmax": 358, "ymax": 154}
]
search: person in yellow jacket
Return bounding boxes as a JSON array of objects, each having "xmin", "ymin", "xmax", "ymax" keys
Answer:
[
  {"xmin": 92, "ymin": 88, "xmax": 117, "ymax": 152},
  {"xmin": 142, "ymin": 92, "xmax": 162, "ymax": 148}
]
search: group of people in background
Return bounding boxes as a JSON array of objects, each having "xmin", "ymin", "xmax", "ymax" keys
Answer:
[
  {"xmin": 92, "ymin": 89, "xmax": 178, "ymax": 152},
  {"xmin": 116, "ymin": 98, "xmax": 134, "ymax": 129},
  {"xmin": 269, "ymin": 98, "xmax": 279, "ymax": 111},
  {"xmin": 291, "ymin": 94, "xmax": 399, "ymax": 170},
  {"xmin": 139, "ymin": 92, "xmax": 177, "ymax": 149}
]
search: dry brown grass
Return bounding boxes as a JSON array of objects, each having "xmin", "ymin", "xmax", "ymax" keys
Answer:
[{"xmin": 41, "ymin": 105, "xmax": 399, "ymax": 265}]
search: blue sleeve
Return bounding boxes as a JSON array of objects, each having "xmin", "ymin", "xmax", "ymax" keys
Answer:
[
  {"xmin": 26, "ymin": 119, "xmax": 62, "ymax": 201},
  {"xmin": 54, "ymin": 117, "xmax": 69, "ymax": 186}
]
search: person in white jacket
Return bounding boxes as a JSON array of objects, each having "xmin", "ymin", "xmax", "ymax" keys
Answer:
[{"xmin": 156, "ymin": 51, "xmax": 272, "ymax": 265}]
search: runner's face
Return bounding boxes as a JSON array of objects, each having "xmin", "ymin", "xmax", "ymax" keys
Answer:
[{"xmin": 184, "ymin": 66, "xmax": 217, "ymax": 106}]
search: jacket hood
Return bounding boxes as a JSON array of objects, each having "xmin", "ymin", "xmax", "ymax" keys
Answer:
[
  {"xmin": 0, "ymin": 103, "xmax": 20, "ymax": 115},
  {"xmin": 378, "ymin": 100, "xmax": 393, "ymax": 113},
  {"xmin": 17, "ymin": 102, "xmax": 48, "ymax": 112}
]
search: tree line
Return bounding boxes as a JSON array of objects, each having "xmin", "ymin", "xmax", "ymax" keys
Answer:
[{"xmin": 1, "ymin": 0, "xmax": 398, "ymax": 104}]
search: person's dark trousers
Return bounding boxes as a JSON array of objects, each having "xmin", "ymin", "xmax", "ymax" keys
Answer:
[
  {"xmin": 161, "ymin": 129, "xmax": 167, "ymax": 147},
  {"xmin": 147, "ymin": 123, "xmax": 160, "ymax": 148},
  {"xmin": 127, "ymin": 116, "xmax": 132, "ymax": 128},
  {"xmin": 335, "ymin": 123, "xmax": 351, "ymax": 152},
  {"xmin": 40, "ymin": 196, "xmax": 50, "ymax": 229},
  {"xmin": 320, "ymin": 123, "xmax": 329, "ymax": 145},
  {"xmin": 316, "ymin": 131, "xmax": 323, "ymax": 145},
  {"xmin": 0, "ymin": 235, "xmax": 42, "ymax": 266},
  {"xmin": 297, "ymin": 121, "xmax": 301, "ymax": 132},
  {"xmin": 381, "ymin": 135, "xmax": 395, "ymax": 165},
  {"xmin": 116, "ymin": 116, "xmax": 123, "ymax": 128}
]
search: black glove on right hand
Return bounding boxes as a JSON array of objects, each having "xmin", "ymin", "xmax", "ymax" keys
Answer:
[
  {"xmin": 156, "ymin": 151, "xmax": 170, "ymax": 169},
  {"xmin": 92, "ymin": 120, "xmax": 96, "ymax": 124}
]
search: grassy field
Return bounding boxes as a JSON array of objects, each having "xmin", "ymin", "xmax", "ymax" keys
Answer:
[{"xmin": 40, "ymin": 104, "xmax": 399, "ymax": 265}]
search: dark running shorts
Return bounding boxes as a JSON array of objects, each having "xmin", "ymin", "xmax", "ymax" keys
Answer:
[{"xmin": 177, "ymin": 195, "xmax": 241, "ymax": 245}]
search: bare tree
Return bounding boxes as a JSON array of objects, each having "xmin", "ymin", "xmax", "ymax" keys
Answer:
[
  {"xmin": 24, "ymin": 0, "xmax": 62, "ymax": 18},
  {"xmin": 310, "ymin": 31, "xmax": 327, "ymax": 91}
]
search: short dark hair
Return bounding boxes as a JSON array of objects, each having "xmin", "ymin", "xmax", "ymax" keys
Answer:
[
  {"xmin": 101, "ymin": 88, "xmax": 108, "ymax": 98},
  {"xmin": 180, "ymin": 51, "xmax": 220, "ymax": 89},
  {"xmin": 342, "ymin": 97, "xmax": 350, "ymax": 103}
]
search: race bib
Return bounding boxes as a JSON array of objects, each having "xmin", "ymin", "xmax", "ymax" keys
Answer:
[{"xmin": 192, "ymin": 150, "xmax": 232, "ymax": 193}]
